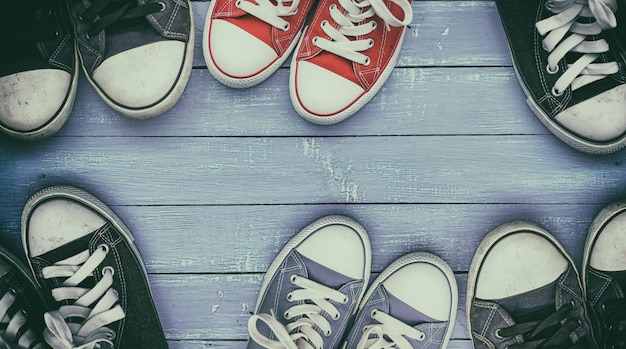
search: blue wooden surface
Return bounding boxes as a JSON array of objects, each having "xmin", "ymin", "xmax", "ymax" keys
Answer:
[{"xmin": 1, "ymin": 0, "xmax": 626, "ymax": 347}]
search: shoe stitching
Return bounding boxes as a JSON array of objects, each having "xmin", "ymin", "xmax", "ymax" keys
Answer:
[
  {"xmin": 588, "ymin": 268, "xmax": 619, "ymax": 304},
  {"xmin": 472, "ymin": 331, "xmax": 497, "ymax": 349}
]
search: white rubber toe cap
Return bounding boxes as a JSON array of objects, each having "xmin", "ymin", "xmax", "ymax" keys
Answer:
[
  {"xmin": 590, "ymin": 212, "xmax": 626, "ymax": 272},
  {"xmin": 556, "ymin": 84, "xmax": 626, "ymax": 142},
  {"xmin": 296, "ymin": 223, "xmax": 367, "ymax": 280},
  {"xmin": 385, "ymin": 263, "xmax": 453, "ymax": 321},
  {"xmin": 208, "ymin": 19, "xmax": 278, "ymax": 78},
  {"xmin": 92, "ymin": 41, "xmax": 185, "ymax": 109},
  {"xmin": 26, "ymin": 199, "xmax": 105, "ymax": 258},
  {"xmin": 294, "ymin": 61, "xmax": 364, "ymax": 116},
  {"xmin": 476, "ymin": 232, "xmax": 568, "ymax": 300},
  {"xmin": 0, "ymin": 70, "xmax": 70, "ymax": 131}
]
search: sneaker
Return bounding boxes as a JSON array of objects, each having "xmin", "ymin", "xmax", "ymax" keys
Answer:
[
  {"xmin": 342, "ymin": 252, "xmax": 458, "ymax": 349},
  {"xmin": 66, "ymin": 0, "xmax": 194, "ymax": 119},
  {"xmin": 583, "ymin": 201, "xmax": 626, "ymax": 349},
  {"xmin": 289, "ymin": 0, "xmax": 413, "ymax": 125},
  {"xmin": 495, "ymin": 0, "xmax": 626, "ymax": 154},
  {"xmin": 0, "ymin": 0, "xmax": 78, "ymax": 140},
  {"xmin": 203, "ymin": 0, "xmax": 316, "ymax": 88},
  {"xmin": 467, "ymin": 221, "xmax": 595, "ymax": 349},
  {"xmin": 21, "ymin": 185, "xmax": 168, "ymax": 349},
  {"xmin": 246, "ymin": 215, "xmax": 371, "ymax": 348},
  {"xmin": 0, "ymin": 244, "xmax": 49, "ymax": 349}
]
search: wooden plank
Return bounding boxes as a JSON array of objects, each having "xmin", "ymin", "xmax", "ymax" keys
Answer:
[
  {"xmin": 55, "ymin": 67, "xmax": 545, "ymax": 137},
  {"xmin": 191, "ymin": 1, "xmax": 511, "ymax": 67},
  {"xmin": 0, "ymin": 204, "xmax": 605, "ymax": 274},
  {"xmin": 1, "ymin": 136, "xmax": 625, "ymax": 207},
  {"xmin": 150, "ymin": 273, "xmax": 471, "ymax": 341}
]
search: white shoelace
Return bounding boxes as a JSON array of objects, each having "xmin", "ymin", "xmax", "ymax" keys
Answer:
[
  {"xmin": 312, "ymin": 0, "xmax": 412, "ymax": 66},
  {"xmin": 248, "ymin": 274, "xmax": 349, "ymax": 348},
  {"xmin": 535, "ymin": 0, "xmax": 619, "ymax": 96},
  {"xmin": 235, "ymin": 0, "xmax": 300, "ymax": 31},
  {"xmin": 355, "ymin": 309, "xmax": 425, "ymax": 349},
  {"xmin": 0, "ymin": 289, "xmax": 45, "ymax": 349},
  {"xmin": 41, "ymin": 244, "xmax": 125, "ymax": 349}
]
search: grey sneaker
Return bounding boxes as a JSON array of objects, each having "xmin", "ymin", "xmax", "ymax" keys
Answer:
[
  {"xmin": 246, "ymin": 215, "xmax": 371, "ymax": 348},
  {"xmin": 583, "ymin": 201, "xmax": 626, "ymax": 349},
  {"xmin": 0, "ymin": 0, "xmax": 78, "ymax": 140},
  {"xmin": 66, "ymin": 0, "xmax": 194, "ymax": 119},
  {"xmin": 467, "ymin": 221, "xmax": 595, "ymax": 349},
  {"xmin": 21, "ymin": 186, "xmax": 168, "ymax": 349},
  {"xmin": 342, "ymin": 252, "xmax": 458, "ymax": 349},
  {"xmin": 0, "ymin": 244, "xmax": 49, "ymax": 349}
]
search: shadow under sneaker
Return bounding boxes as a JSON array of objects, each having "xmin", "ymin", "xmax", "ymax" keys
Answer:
[
  {"xmin": 342, "ymin": 252, "xmax": 458, "ymax": 349},
  {"xmin": 467, "ymin": 221, "xmax": 595, "ymax": 349},
  {"xmin": 0, "ymin": 244, "xmax": 49, "ymax": 349},
  {"xmin": 21, "ymin": 185, "xmax": 168, "ymax": 349},
  {"xmin": 0, "ymin": 0, "xmax": 78, "ymax": 140},
  {"xmin": 247, "ymin": 215, "xmax": 371, "ymax": 348},
  {"xmin": 584, "ymin": 201, "xmax": 626, "ymax": 349},
  {"xmin": 495, "ymin": 0, "xmax": 626, "ymax": 154}
]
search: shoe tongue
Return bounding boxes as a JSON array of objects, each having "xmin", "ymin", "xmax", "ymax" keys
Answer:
[
  {"xmin": 496, "ymin": 278, "xmax": 558, "ymax": 321},
  {"xmin": 298, "ymin": 253, "xmax": 353, "ymax": 289},
  {"xmin": 386, "ymin": 288, "xmax": 437, "ymax": 325}
]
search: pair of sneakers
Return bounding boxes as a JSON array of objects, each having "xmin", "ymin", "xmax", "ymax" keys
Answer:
[
  {"xmin": 0, "ymin": 185, "xmax": 167, "ymax": 348},
  {"xmin": 246, "ymin": 215, "xmax": 458, "ymax": 348},
  {"xmin": 467, "ymin": 202, "xmax": 626, "ymax": 348},
  {"xmin": 497, "ymin": 0, "xmax": 626, "ymax": 154},
  {"xmin": 0, "ymin": 0, "xmax": 195, "ymax": 140},
  {"xmin": 203, "ymin": 0, "xmax": 413, "ymax": 125}
]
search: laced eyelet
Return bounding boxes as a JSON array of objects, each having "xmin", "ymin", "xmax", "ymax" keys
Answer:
[
  {"xmin": 370, "ymin": 21, "xmax": 377, "ymax": 29},
  {"xmin": 495, "ymin": 328, "xmax": 504, "ymax": 339},
  {"xmin": 235, "ymin": 0, "xmax": 242, "ymax": 7},
  {"xmin": 86, "ymin": 33, "xmax": 92, "ymax": 40},
  {"xmin": 416, "ymin": 332, "xmax": 425, "ymax": 341},
  {"xmin": 370, "ymin": 308, "xmax": 378, "ymax": 318},
  {"xmin": 312, "ymin": 36, "xmax": 320, "ymax": 45},
  {"xmin": 98, "ymin": 244, "xmax": 110, "ymax": 253},
  {"xmin": 324, "ymin": 329, "xmax": 331, "ymax": 337},
  {"xmin": 546, "ymin": 64, "xmax": 559, "ymax": 75},
  {"xmin": 340, "ymin": 295, "xmax": 349, "ymax": 304},
  {"xmin": 368, "ymin": 38, "xmax": 374, "ymax": 48},
  {"xmin": 284, "ymin": 310, "xmax": 291, "ymax": 319},
  {"xmin": 329, "ymin": 3, "xmax": 337, "ymax": 10},
  {"xmin": 158, "ymin": 1, "xmax": 166, "ymax": 11},
  {"xmin": 8, "ymin": 288, "xmax": 16, "ymax": 295},
  {"xmin": 286, "ymin": 292, "xmax": 293, "ymax": 302},
  {"xmin": 332, "ymin": 312, "xmax": 340, "ymax": 320},
  {"xmin": 290, "ymin": 274, "xmax": 298, "ymax": 283},
  {"xmin": 551, "ymin": 86, "xmax": 563, "ymax": 97},
  {"xmin": 102, "ymin": 266, "xmax": 115, "ymax": 276},
  {"xmin": 282, "ymin": 22, "xmax": 290, "ymax": 31},
  {"xmin": 363, "ymin": 57, "xmax": 371, "ymax": 66},
  {"xmin": 321, "ymin": 20, "xmax": 329, "ymax": 28}
]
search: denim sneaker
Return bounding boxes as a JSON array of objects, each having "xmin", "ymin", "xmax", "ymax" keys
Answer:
[
  {"xmin": 0, "ymin": 0, "xmax": 78, "ymax": 140},
  {"xmin": 247, "ymin": 215, "xmax": 371, "ymax": 348},
  {"xmin": 203, "ymin": 0, "xmax": 316, "ymax": 88},
  {"xmin": 495, "ymin": 0, "xmax": 626, "ymax": 154},
  {"xmin": 289, "ymin": 0, "xmax": 413, "ymax": 125},
  {"xmin": 583, "ymin": 201, "xmax": 626, "ymax": 349},
  {"xmin": 467, "ymin": 221, "xmax": 595, "ymax": 349},
  {"xmin": 342, "ymin": 252, "xmax": 458, "ymax": 349},
  {"xmin": 0, "ymin": 244, "xmax": 49, "ymax": 349},
  {"xmin": 66, "ymin": 0, "xmax": 194, "ymax": 119},
  {"xmin": 21, "ymin": 185, "xmax": 168, "ymax": 349}
]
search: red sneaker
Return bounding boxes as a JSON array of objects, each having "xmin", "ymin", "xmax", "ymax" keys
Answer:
[
  {"xmin": 290, "ymin": 0, "xmax": 412, "ymax": 124},
  {"xmin": 203, "ymin": 0, "xmax": 316, "ymax": 88}
]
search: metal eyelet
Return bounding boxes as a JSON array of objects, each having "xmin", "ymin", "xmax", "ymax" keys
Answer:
[
  {"xmin": 368, "ymin": 38, "xmax": 374, "ymax": 48},
  {"xmin": 283, "ymin": 22, "xmax": 290, "ymax": 31},
  {"xmin": 324, "ymin": 329, "xmax": 331, "ymax": 337},
  {"xmin": 329, "ymin": 3, "xmax": 337, "ymax": 10},
  {"xmin": 98, "ymin": 244, "xmax": 110, "ymax": 253},
  {"xmin": 102, "ymin": 266, "xmax": 115, "ymax": 276},
  {"xmin": 495, "ymin": 328, "xmax": 504, "ymax": 339},
  {"xmin": 363, "ymin": 56, "xmax": 371, "ymax": 66},
  {"xmin": 417, "ymin": 332, "xmax": 425, "ymax": 341},
  {"xmin": 290, "ymin": 274, "xmax": 297, "ymax": 284},
  {"xmin": 371, "ymin": 20, "xmax": 377, "ymax": 29},
  {"xmin": 312, "ymin": 36, "xmax": 320, "ymax": 44},
  {"xmin": 235, "ymin": 0, "xmax": 242, "ymax": 7},
  {"xmin": 284, "ymin": 310, "xmax": 291, "ymax": 319},
  {"xmin": 551, "ymin": 86, "xmax": 563, "ymax": 97},
  {"xmin": 332, "ymin": 312, "xmax": 340, "ymax": 320},
  {"xmin": 286, "ymin": 292, "xmax": 293, "ymax": 302},
  {"xmin": 370, "ymin": 308, "xmax": 378, "ymax": 317},
  {"xmin": 158, "ymin": 1, "xmax": 166, "ymax": 11},
  {"xmin": 340, "ymin": 295, "xmax": 349, "ymax": 304},
  {"xmin": 546, "ymin": 64, "xmax": 559, "ymax": 75},
  {"xmin": 321, "ymin": 20, "xmax": 329, "ymax": 28}
]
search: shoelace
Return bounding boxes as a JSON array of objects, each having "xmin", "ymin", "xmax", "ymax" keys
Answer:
[
  {"xmin": 355, "ymin": 309, "xmax": 425, "ymax": 349},
  {"xmin": 40, "ymin": 244, "xmax": 125, "ymax": 349},
  {"xmin": 602, "ymin": 298, "xmax": 626, "ymax": 348},
  {"xmin": 495, "ymin": 301, "xmax": 587, "ymax": 349},
  {"xmin": 0, "ymin": 289, "xmax": 46, "ymax": 349},
  {"xmin": 312, "ymin": 0, "xmax": 412, "ymax": 66},
  {"xmin": 535, "ymin": 0, "xmax": 619, "ymax": 97},
  {"xmin": 78, "ymin": 0, "xmax": 163, "ymax": 39},
  {"xmin": 235, "ymin": 0, "xmax": 300, "ymax": 32},
  {"xmin": 248, "ymin": 274, "xmax": 349, "ymax": 348}
]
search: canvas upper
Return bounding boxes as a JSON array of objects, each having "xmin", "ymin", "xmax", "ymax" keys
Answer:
[
  {"xmin": 247, "ymin": 215, "xmax": 371, "ymax": 348},
  {"xmin": 0, "ymin": 0, "xmax": 77, "ymax": 140},
  {"xmin": 495, "ymin": 0, "xmax": 626, "ymax": 154},
  {"xmin": 584, "ymin": 201, "xmax": 626, "ymax": 349},
  {"xmin": 66, "ymin": 0, "xmax": 194, "ymax": 119},
  {"xmin": 21, "ymin": 186, "xmax": 169, "ymax": 349},
  {"xmin": 342, "ymin": 252, "xmax": 458, "ymax": 349},
  {"xmin": 290, "ymin": 0, "xmax": 412, "ymax": 125},
  {"xmin": 467, "ymin": 221, "xmax": 596, "ymax": 349}
]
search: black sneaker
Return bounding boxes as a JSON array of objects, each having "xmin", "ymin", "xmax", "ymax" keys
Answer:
[
  {"xmin": 0, "ymin": 244, "xmax": 49, "ymax": 349},
  {"xmin": 21, "ymin": 186, "xmax": 168, "ymax": 349},
  {"xmin": 0, "ymin": 0, "xmax": 78, "ymax": 140},
  {"xmin": 66, "ymin": 0, "xmax": 195, "ymax": 119},
  {"xmin": 584, "ymin": 201, "xmax": 626, "ymax": 349},
  {"xmin": 495, "ymin": 0, "xmax": 626, "ymax": 154},
  {"xmin": 467, "ymin": 221, "xmax": 596, "ymax": 349}
]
